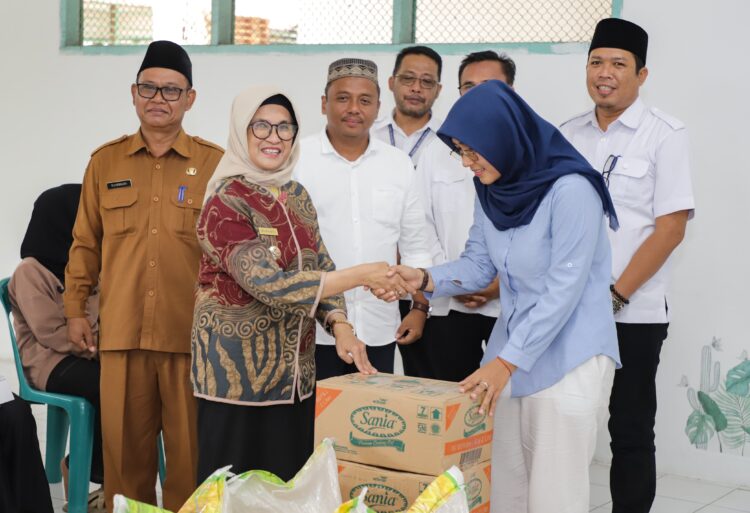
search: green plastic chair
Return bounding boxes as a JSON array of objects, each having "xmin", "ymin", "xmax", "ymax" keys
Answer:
[
  {"xmin": 1, "ymin": 277, "xmax": 168, "ymax": 510},
  {"xmin": 1, "ymin": 277, "xmax": 93, "ymax": 513}
]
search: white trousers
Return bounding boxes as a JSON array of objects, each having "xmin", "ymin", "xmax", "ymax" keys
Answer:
[{"xmin": 490, "ymin": 355, "xmax": 615, "ymax": 513}]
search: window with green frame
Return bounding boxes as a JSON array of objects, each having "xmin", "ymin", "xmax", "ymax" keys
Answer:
[{"xmin": 62, "ymin": 0, "xmax": 622, "ymax": 51}]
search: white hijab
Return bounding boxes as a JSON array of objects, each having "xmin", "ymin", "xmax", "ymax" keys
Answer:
[{"xmin": 204, "ymin": 85, "xmax": 301, "ymax": 203}]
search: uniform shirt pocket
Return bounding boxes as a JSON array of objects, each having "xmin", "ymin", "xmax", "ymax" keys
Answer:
[
  {"xmin": 170, "ymin": 191, "xmax": 203, "ymax": 240},
  {"xmin": 101, "ymin": 187, "xmax": 138, "ymax": 237},
  {"xmin": 608, "ymin": 157, "xmax": 652, "ymax": 207}
]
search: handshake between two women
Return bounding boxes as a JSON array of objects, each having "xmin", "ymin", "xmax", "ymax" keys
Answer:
[
  {"xmin": 325, "ymin": 262, "xmax": 429, "ymax": 302},
  {"xmin": 318, "ymin": 262, "xmax": 432, "ymax": 375},
  {"xmin": 361, "ymin": 264, "xmax": 431, "ymax": 302}
]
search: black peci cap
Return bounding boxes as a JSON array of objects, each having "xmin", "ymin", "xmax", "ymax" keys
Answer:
[
  {"xmin": 589, "ymin": 18, "xmax": 648, "ymax": 65},
  {"xmin": 137, "ymin": 40, "xmax": 193, "ymax": 86}
]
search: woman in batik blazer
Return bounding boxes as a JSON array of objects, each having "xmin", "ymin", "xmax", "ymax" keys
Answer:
[{"xmin": 192, "ymin": 86, "xmax": 411, "ymax": 483}]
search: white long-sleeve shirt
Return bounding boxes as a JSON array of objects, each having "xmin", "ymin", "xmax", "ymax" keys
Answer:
[
  {"xmin": 294, "ymin": 130, "xmax": 432, "ymax": 346},
  {"xmin": 414, "ymin": 137, "xmax": 500, "ymax": 319}
]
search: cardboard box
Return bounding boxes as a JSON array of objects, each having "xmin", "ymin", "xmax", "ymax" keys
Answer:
[
  {"xmin": 337, "ymin": 460, "xmax": 491, "ymax": 513},
  {"xmin": 315, "ymin": 373, "xmax": 493, "ymax": 475}
]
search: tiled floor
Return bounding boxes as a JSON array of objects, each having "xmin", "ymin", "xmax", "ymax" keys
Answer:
[
  {"xmin": 588, "ymin": 464, "xmax": 750, "ymax": 512},
  {"xmin": 3, "ymin": 359, "xmax": 748, "ymax": 513}
]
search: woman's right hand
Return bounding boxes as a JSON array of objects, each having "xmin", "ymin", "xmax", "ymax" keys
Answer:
[
  {"xmin": 369, "ymin": 265, "xmax": 427, "ymax": 301},
  {"xmin": 362, "ymin": 262, "xmax": 416, "ymax": 302},
  {"xmin": 333, "ymin": 325, "xmax": 377, "ymax": 375}
]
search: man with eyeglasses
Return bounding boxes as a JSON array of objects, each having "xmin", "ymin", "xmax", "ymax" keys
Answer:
[
  {"xmin": 369, "ymin": 46, "xmax": 441, "ymax": 367},
  {"xmin": 560, "ymin": 19, "xmax": 694, "ymax": 513},
  {"xmin": 397, "ymin": 51, "xmax": 515, "ymax": 382},
  {"xmin": 64, "ymin": 40, "xmax": 223, "ymax": 512},
  {"xmin": 293, "ymin": 58, "xmax": 431, "ymax": 380},
  {"xmin": 372, "ymin": 46, "xmax": 443, "ymax": 165},
  {"xmin": 457, "ymin": 50, "xmax": 516, "ymax": 94}
]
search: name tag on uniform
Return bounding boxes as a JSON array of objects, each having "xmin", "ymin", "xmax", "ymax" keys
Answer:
[
  {"xmin": 107, "ymin": 179, "xmax": 132, "ymax": 190},
  {"xmin": 258, "ymin": 227, "xmax": 278, "ymax": 236}
]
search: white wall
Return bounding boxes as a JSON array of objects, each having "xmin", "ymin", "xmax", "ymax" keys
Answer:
[{"xmin": 1, "ymin": 0, "xmax": 748, "ymax": 485}]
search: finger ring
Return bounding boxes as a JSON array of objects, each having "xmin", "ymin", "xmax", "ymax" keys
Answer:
[{"xmin": 479, "ymin": 380, "xmax": 489, "ymax": 390}]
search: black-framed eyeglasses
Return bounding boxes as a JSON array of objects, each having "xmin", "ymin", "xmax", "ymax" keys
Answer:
[
  {"xmin": 136, "ymin": 83, "xmax": 189, "ymax": 101},
  {"xmin": 602, "ymin": 154, "xmax": 620, "ymax": 187},
  {"xmin": 458, "ymin": 82, "xmax": 478, "ymax": 93},
  {"xmin": 394, "ymin": 74, "xmax": 439, "ymax": 89},
  {"xmin": 450, "ymin": 148, "xmax": 478, "ymax": 162},
  {"xmin": 248, "ymin": 121, "xmax": 298, "ymax": 141}
]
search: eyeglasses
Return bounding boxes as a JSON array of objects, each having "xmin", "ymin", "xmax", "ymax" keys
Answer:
[
  {"xmin": 602, "ymin": 154, "xmax": 620, "ymax": 187},
  {"xmin": 136, "ymin": 83, "xmax": 189, "ymax": 101},
  {"xmin": 248, "ymin": 121, "xmax": 298, "ymax": 141},
  {"xmin": 458, "ymin": 82, "xmax": 478, "ymax": 93},
  {"xmin": 450, "ymin": 148, "xmax": 478, "ymax": 162},
  {"xmin": 395, "ymin": 74, "xmax": 439, "ymax": 89},
  {"xmin": 458, "ymin": 79, "xmax": 503, "ymax": 94}
]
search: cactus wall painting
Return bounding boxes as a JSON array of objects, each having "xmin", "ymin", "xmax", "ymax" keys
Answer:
[{"xmin": 685, "ymin": 339, "xmax": 750, "ymax": 456}]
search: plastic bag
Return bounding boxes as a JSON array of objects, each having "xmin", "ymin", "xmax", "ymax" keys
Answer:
[
  {"xmin": 112, "ymin": 495, "xmax": 172, "ymax": 513},
  {"xmin": 222, "ymin": 437, "xmax": 342, "ymax": 513},
  {"xmin": 333, "ymin": 466, "xmax": 470, "ymax": 513},
  {"xmin": 405, "ymin": 466, "xmax": 469, "ymax": 513},
  {"xmin": 114, "ymin": 439, "xmax": 340, "ymax": 513},
  {"xmin": 334, "ymin": 489, "xmax": 376, "ymax": 513},
  {"xmin": 177, "ymin": 466, "xmax": 230, "ymax": 513},
  {"xmin": 112, "ymin": 467, "xmax": 227, "ymax": 513}
]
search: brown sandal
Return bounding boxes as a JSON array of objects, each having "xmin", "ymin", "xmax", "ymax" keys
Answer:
[
  {"xmin": 60, "ymin": 459, "xmax": 106, "ymax": 513},
  {"xmin": 87, "ymin": 488, "xmax": 106, "ymax": 512},
  {"xmin": 62, "ymin": 489, "xmax": 106, "ymax": 512}
]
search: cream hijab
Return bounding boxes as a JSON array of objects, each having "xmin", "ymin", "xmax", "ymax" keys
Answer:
[{"xmin": 204, "ymin": 85, "xmax": 301, "ymax": 203}]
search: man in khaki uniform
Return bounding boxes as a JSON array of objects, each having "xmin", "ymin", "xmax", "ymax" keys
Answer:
[{"xmin": 64, "ymin": 41, "xmax": 223, "ymax": 512}]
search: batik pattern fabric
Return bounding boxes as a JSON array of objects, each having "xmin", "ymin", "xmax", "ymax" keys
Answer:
[{"xmin": 192, "ymin": 177, "xmax": 344, "ymax": 405}]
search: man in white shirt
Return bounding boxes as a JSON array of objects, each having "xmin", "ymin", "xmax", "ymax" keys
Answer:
[
  {"xmin": 371, "ymin": 46, "xmax": 443, "ymax": 365},
  {"xmin": 372, "ymin": 46, "xmax": 443, "ymax": 165},
  {"xmin": 294, "ymin": 58, "xmax": 432, "ymax": 379},
  {"xmin": 402, "ymin": 51, "xmax": 516, "ymax": 381},
  {"xmin": 560, "ymin": 19, "xmax": 694, "ymax": 513}
]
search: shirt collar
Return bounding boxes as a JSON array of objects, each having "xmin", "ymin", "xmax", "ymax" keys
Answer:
[
  {"xmin": 125, "ymin": 129, "xmax": 192, "ymax": 158},
  {"xmin": 587, "ymin": 97, "xmax": 646, "ymax": 131},
  {"xmin": 425, "ymin": 113, "xmax": 443, "ymax": 132},
  {"xmin": 319, "ymin": 128, "xmax": 377, "ymax": 162},
  {"xmin": 583, "ymin": 109, "xmax": 599, "ymax": 129},
  {"xmin": 372, "ymin": 114, "xmax": 392, "ymax": 132},
  {"xmin": 615, "ymin": 97, "xmax": 646, "ymax": 129},
  {"xmin": 374, "ymin": 109, "xmax": 440, "ymax": 137}
]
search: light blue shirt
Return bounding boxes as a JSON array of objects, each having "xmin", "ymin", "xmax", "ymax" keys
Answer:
[{"xmin": 427, "ymin": 174, "xmax": 621, "ymax": 397}]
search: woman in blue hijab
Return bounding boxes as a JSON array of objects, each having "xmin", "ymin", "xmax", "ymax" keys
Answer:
[{"xmin": 389, "ymin": 81, "xmax": 621, "ymax": 512}]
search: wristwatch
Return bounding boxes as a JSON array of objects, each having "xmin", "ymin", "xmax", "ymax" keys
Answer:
[{"xmin": 410, "ymin": 301, "xmax": 432, "ymax": 318}]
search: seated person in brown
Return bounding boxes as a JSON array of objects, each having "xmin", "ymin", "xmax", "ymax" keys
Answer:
[{"xmin": 8, "ymin": 184, "xmax": 104, "ymax": 510}]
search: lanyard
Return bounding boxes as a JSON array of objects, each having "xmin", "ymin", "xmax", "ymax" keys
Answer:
[{"xmin": 388, "ymin": 124, "xmax": 431, "ymax": 158}]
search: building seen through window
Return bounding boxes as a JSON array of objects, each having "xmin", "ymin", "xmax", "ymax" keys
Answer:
[{"xmin": 79, "ymin": 0, "xmax": 615, "ymax": 47}]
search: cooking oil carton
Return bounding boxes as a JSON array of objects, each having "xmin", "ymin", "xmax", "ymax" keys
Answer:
[
  {"xmin": 337, "ymin": 460, "xmax": 491, "ymax": 513},
  {"xmin": 315, "ymin": 373, "xmax": 492, "ymax": 475}
]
